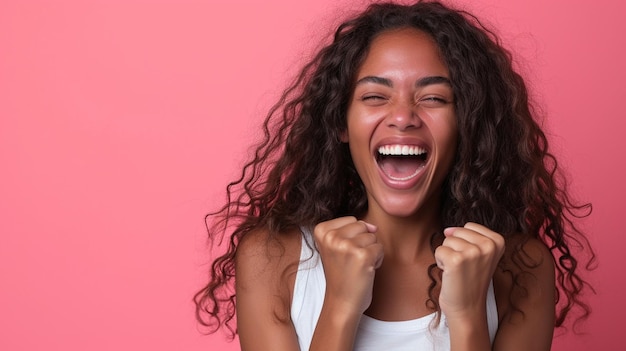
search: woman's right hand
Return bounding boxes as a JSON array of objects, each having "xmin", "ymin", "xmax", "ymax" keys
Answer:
[{"xmin": 313, "ymin": 216, "xmax": 384, "ymax": 317}]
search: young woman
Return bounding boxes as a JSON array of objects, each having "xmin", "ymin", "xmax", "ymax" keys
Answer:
[{"xmin": 195, "ymin": 1, "xmax": 594, "ymax": 350}]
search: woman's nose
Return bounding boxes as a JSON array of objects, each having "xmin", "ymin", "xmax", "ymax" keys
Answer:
[{"xmin": 386, "ymin": 102, "xmax": 422, "ymax": 131}]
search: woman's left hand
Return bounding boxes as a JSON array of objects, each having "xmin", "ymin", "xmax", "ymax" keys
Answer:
[{"xmin": 434, "ymin": 222, "xmax": 505, "ymax": 321}]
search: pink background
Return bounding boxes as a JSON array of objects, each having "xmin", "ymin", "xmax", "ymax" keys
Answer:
[{"xmin": 1, "ymin": 0, "xmax": 624, "ymax": 350}]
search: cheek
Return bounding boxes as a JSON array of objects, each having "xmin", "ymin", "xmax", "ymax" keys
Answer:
[
  {"xmin": 345, "ymin": 116, "xmax": 378, "ymax": 176},
  {"xmin": 433, "ymin": 115, "xmax": 458, "ymax": 160},
  {"xmin": 345, "ymin": 110, "xmax": 377, "ymax": 146}
]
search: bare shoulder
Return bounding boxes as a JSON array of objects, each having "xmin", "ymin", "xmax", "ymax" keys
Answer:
[
  {"xmin": 235, "ymin": 226, "xmax": 302, "ymax": 351},
  {"xmin": 236, "ymin": 226, "xmax": 302, "ymax": 286},
  {"xmin": 494, "ymin": 235, "xmax": 556, "ymax": 318},
  {"xmin": 495, "ymin": 235, "xmax": 555, "ymax": 292},
  {"xmin": 492, "ymin": 235, "xmax": 556, "ymax": 350}
]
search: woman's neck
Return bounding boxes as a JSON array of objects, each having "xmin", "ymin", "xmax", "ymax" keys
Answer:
[{"xmin": 361, "ymin": 205, "xmax": 441, "ymax": 264}]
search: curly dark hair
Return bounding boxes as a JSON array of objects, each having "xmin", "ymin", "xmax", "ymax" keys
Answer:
[{"xmin": 194, "ymin": 0, "xmax": 595, "ymax": 338}]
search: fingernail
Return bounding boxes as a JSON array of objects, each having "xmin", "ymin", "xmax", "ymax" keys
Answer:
[
  {"xmin": 443, "ymin": 227, "xmax": 455, "ymax": 236},
  {"xmin": 361, "ymin": 221, "xmax": 377, "ymax": 232}
]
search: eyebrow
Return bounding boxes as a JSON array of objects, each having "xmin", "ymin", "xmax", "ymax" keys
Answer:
[
  {"xmin": 355, "ymin": 75, "xmax": 452, "ymax": 88},
  {"xmin": 355, "ymin": 76, "xmax": 393, "ymax": 87},
  {"xmin": 415, "ymin": 76, "xmax": 451, "ymax": 88}
]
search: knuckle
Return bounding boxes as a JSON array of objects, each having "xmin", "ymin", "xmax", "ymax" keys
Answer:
[
  {"xmin": 449, "ymin": 252, "xmax": 463, "ymax": 266},
  {"xmin": 434, "ymin": 245, "xmax": 445, "ymax": 258},
  {"xmin": 316, "ymin": 228, "xmax": 339, "ymax": 249},
  {"xmin": 325, "ymin": 230, "xmax": 341, "ymax": 247},
  {"xmin": 482, "ymin": 238, "xmax": 496, "ymax": 253},
  {"xmin": 495, "ymin": 235, "xmax": 505, "ymax": 249},
  {"xmin": 313, "ymin": 224, "xmax": 326, "ymax": 240},
  {"xmin": 465, "ymin": 245, "xmax": 481, "ymax": 260},
  {"xmin": 326, "ymin": 228, "xmax": 339, "ymax": 240},
  {"xmin": 335, "ymin": 237, "xmax": 352, "ymax": 253},
  {"xmin": 353, "ymin": 248, "xmax": 367, "ymax": 261},
  {"xmin": 489, "ymin": 235, "xmax": 505, "ymax": 255}
]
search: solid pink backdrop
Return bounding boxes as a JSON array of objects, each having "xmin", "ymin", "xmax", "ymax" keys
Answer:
[{"xmin": 1, "ymin": 0, "xmax": 623, "ymax": 350}]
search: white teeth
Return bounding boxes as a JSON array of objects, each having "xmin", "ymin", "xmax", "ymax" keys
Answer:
[{"xmin": 377, "ymin": 145, "xmax": 426, "ymax": 156}]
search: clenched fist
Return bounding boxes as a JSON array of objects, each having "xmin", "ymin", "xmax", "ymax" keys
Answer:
[
  {"xmin": 434, "ymin": 222, "xmax": 505, "ymax": 320},
  {"xmin": 313, "ymin": 216, "xmax": 384, "ymax": 317}
]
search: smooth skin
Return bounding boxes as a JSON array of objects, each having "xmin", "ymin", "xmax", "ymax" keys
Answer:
[{"xmin": 236, "ymin": 28, "xmax": 555, "ymax": 351}]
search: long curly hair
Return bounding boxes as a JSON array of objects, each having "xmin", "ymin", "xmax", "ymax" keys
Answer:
[{"xmin": 194, "ymin": 0, "xmax": 595, "ymax": 338}]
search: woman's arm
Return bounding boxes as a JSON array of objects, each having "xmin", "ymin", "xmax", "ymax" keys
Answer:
[
  {"xmin": 435, "ymin": 223, "xmax": 506, "ymax": 351},
  {"xmin": 436, "ymin": 224, "xmax": 555, "ymax": 351},
  {"xmin": 236, "ymin": 228, "xmax": 301, "ymax": 351},
  {"xmin": 309, "ymin": 217, "xmax": 383, "ymax": 350},
  {"xmin": 236, "ymin": 217, "xmax": 383, "ymax": 351}
]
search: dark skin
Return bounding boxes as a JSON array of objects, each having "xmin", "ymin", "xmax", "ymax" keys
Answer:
[
  {"xmin": 236, "ymin": 28, "xmax": 555, "ymax": 351},
  {"xmin": 236, "ymin": 225, "xmax": 554, "ymax": 350}
]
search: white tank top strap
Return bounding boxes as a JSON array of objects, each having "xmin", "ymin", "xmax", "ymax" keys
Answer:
[{"xmin": 291, "ymin": 226, "xmax": 326, "ymax": 351}]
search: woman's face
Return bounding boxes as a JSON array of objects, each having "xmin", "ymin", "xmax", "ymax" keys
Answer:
[{"xmin": 343, "ymin": 27, "xmax": 458, "ymax": 219}]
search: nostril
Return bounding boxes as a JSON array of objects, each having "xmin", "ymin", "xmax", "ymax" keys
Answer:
[{"xmin": 387, "ymin": 107, "xmax": 422, "ymax": 130}]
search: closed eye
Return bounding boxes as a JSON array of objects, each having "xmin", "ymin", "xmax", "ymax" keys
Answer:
[
  {"xmin": 361, "ymin": 94, "xmax": 388, "ymax": 106},
  {"xmin": 362, "ymin": 95, "xmax": 386, "ymax": 101},
  {"xmin": 418, "ymin": 96, "xmax": 450, "ymax": 106}
]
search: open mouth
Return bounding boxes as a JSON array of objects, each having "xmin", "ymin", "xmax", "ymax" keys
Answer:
[{"xmin": 376, "ymin": 145, "xmax": 427, "ymax": 181}]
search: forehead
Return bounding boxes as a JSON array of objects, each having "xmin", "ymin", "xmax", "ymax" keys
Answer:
[{"xmin": 357, "ymin": 27, "xmax": 448, "ymax": 78}]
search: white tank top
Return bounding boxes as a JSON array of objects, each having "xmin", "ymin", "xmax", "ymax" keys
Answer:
[{"xmin": 291, "ymin": 227, "xmax": 499, "ymax": 351}]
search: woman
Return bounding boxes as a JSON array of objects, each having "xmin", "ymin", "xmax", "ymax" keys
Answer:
[{"xmin": 195, "ymin": 1, "xmax": 594, "ymax": 350}]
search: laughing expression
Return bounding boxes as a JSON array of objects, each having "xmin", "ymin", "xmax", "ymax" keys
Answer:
[{"xmin": 343, "ymin": 27, "xmax": 458, "ymax": 219}]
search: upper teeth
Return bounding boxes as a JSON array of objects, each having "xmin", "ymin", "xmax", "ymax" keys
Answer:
[{"xmin": 378, "ymin": 145, "xmax": 426, "ymax": 156}]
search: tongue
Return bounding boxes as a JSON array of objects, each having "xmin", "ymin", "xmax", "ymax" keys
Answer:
[{"xmin": 379, "ymin": 156, "xmax": 424, "ymax": 180}]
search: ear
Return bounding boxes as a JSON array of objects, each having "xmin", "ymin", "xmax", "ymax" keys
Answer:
[{"xmin": 339, "ymin": 129, "xmax": 349, "ymax": 143}]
